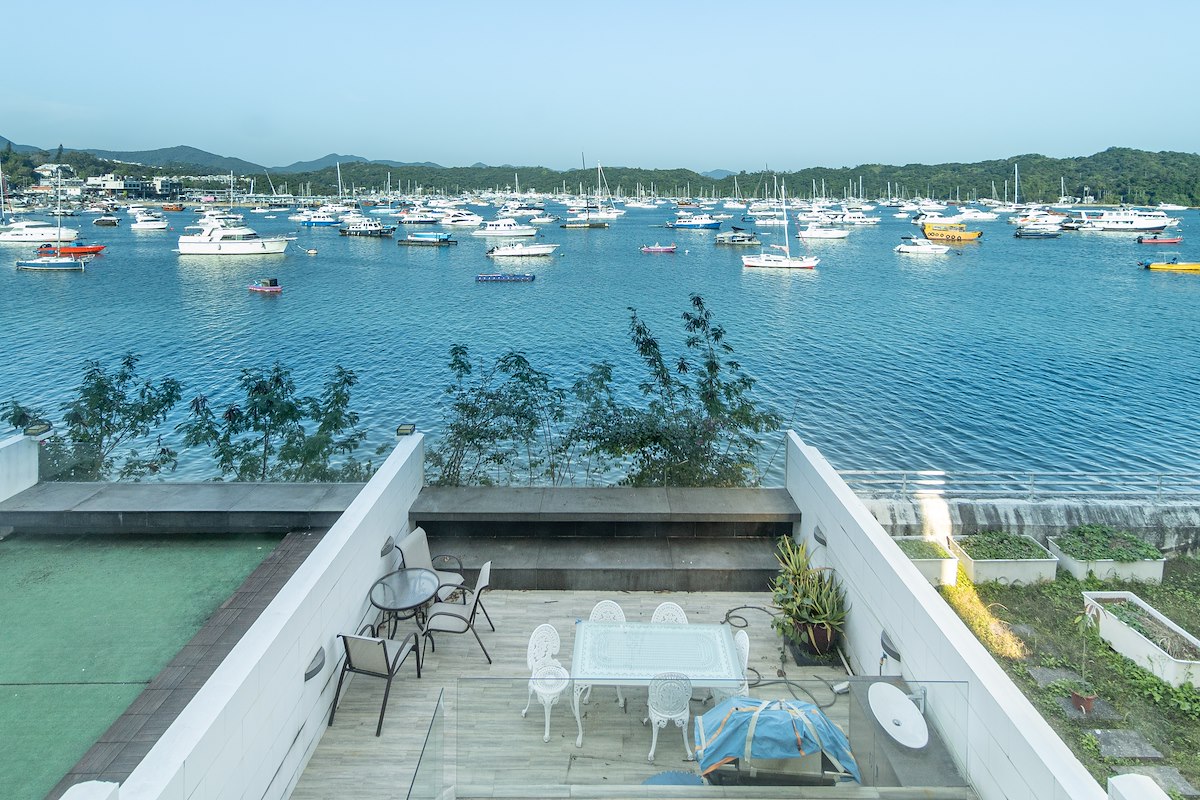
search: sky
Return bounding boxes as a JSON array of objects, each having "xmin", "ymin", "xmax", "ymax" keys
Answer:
[{"xmin": 5, "ymin": 0, "xmax": 1199, "ymax": 173}]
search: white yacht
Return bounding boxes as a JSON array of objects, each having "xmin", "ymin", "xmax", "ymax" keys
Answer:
[
  {"xmin": 0, "ymin": 219, "xmax": 79, "ymax": 242},
  {"xmin": 177, "ymin": 222, "xmax": 290, "ymax": 255},
  {"xmin": 486, "ymin": 242, "xmax": 559, "ymax": 257},
  {"xmin": 894, "ymin": 236, "xmax": 950, "ymax": 254},
  {"xmin": 470, "ymin": 218, "xmax": 538, "ymax": 237},
  {"xmin": 130, "ymin": 212, "xmax": 169, "ymax": 231},
  {"xmin": 795, "ymin": 224, "xmax": 850, "ymax": 240},
  {"xmin": 440, "ymin": 211, "xmax": 484, "ymax": 227},
  {"xmin": 1063, "ymin": 208, "xmax": 1177, "ymax": 232}
]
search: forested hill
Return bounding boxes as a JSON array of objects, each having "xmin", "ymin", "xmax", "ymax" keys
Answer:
[
  {"xmin": 1, "ymin": 138, "xmax": 1198, "ymax": 204},
  {"xmin": 256, "ymin": 148, "xmax": 1200, "ymax": 205}
]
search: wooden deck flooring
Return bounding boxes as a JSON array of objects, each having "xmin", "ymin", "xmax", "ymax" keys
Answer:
[{"xmin": 292, "ymin": 590, "xmax": 853, "ymax": 799}]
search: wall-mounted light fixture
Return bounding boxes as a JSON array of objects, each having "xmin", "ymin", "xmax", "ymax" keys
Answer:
[
  {"xmin": 395, "ymin": 423, "xmax": 416, "ymax": 437},
  {"xmin": 813, "ymin": 525, "xmax": 827, "ymax": 546},
  {"xmin": 304, "ymin": 647, "xmax": 325, "ymax": 682},
  {"xmin": 881, "ymin": 629, "xmax": 902, "ymax": 663}
]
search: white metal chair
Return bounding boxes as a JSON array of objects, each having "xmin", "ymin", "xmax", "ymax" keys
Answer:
[
  {"xmin": 582, "ymin": 601, "xmax": 626, "ymax": 708},
  {"xmin": 421, "ymin": 561, "xmax": 495, "ymax": 664},
  {"xmin": 651, "ymin": 601, "xmax": 688, "ymax": 625},
  {"xmin": 328, "ymin": 624, "xmax": 419, "ymax": 736},
  {"xmin": 711, "ymin": 629, "xmax": 751, "ymax": 703},
  {"xmin": 643, "ymin": 672, "xmax": 694, "ymax": 763},
  {"xmin": 521, "ymin": 624, "xmax": 570, "ymax": 742}
]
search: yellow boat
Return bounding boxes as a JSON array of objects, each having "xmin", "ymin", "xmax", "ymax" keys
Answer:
[
  {"xmin": 1141, "ymin": 258, "xmax": 1200, "ymax": 272},
  {"xmin": 923, "ymin": 222, "xmax": 983, "ymax": 241}
]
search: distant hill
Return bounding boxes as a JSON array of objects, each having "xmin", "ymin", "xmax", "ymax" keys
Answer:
[
  {"xmin": 702, "ymin": 169, "xmax": 734, "ymax": 179},
  {"xmin": 271, "ymin": 153, "xmax": 445, "ymax": 173},
  {"xmin": 80, "ymin": 145, "xmax": 264, "ymax": 174},
  {"xmin": 0, "ymin": 135, "xmax": 46, "ymax": 154}
]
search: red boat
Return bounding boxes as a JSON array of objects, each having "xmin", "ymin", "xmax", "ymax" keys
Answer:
[
  {"xmin": 37, "ymin": 243, "xmax": 106, "ymax": 256},
  {"xmin": 248, "ymin": 278, "xmax": 282, "ymax": 294},
  {"xmin": 1136, "ymin": 234, "xmax": 1182, "ymax": 244}
]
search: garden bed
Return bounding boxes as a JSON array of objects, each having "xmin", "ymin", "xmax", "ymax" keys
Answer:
[
  {"xmin": 1048, "ymin": 525, "xmax": 1164, "ymax": 583},
  {"xmin": 1083, "ymin": 590, "xmax": 1200, "ymax": 689},
  {"xmin": 895, "ymin": 536, "xmax": 958, "ymax": 586},
  {"xmin": 948, "ymin": 531, "xmax": 1057, "ymax": 585}
]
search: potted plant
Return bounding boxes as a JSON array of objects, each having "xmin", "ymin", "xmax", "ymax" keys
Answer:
[
  {"xmin": 1048, "ymin": 524, "xmax": 1165, "ymax": 583},
  {"xmin": 895, "ymin": 536, "xmax": 958, "ymax": 586},
  {"xmin": 770, "ymin": 536, "xmax": 848, "ymax": 661},
  {"xmin": 1069, "ymin": 609, "xmax": 1098, "ymax": 714}
]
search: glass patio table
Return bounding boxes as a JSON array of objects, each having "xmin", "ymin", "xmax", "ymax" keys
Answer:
[{"xmin": 569, "ymin": 621, "xmax": 742, "ymax": 747}]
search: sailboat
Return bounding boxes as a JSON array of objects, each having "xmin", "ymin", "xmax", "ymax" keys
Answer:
[{"xmin": 742, "ymin": 180, "xmax": 819, "ymax": 270}]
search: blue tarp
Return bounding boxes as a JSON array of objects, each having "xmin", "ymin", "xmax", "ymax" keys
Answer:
[{"xmin": 693, "ymin": 697, "xmax": 861, "ymax": 783}]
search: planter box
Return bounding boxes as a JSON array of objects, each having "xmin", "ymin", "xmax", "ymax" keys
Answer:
[
  {"xmin": 1083, "ymin": 590, "xmax": 1200, "ymax": 689},
  {"xmin": 1047, "ymin": 538, "xmax": 1165, "ymax": 583},
  {"xmin": 895, "ymin": 536, "xmax": 958, "ymax": 586},
  {"xmin": 947, "ymin": 535, "xmax": 1058, "ymax": 585}
]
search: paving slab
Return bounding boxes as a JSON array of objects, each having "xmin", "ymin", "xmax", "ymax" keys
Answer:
[
  {"xmin": 541, "ymin": 488, "xmax": 670, "ymax": 521},
  {"xmin": 0, "ymin": 482, "xmax": 105, "ymax": 511},
  {"xmin": 1055, "ymin": 695, "xmax": 1121, "ymax": 722},
  {"xmin": 665, "ymin": 487, "xmax": 800, "ymax": 521},
  {"xmin": 1092, "ymin": 729, "xmax": 1163, "ymax": 759},
  {"xmin": 1114, "ymin": 766, "xmax": 1200, "ymax": 797},
  {"xmin": 1026, "ymin": 666, "xmax": 1080, "ymax": 688}
]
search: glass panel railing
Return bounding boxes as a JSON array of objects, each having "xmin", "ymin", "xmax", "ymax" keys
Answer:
[
  {"xmin": 453, "ymin": 677, "xmax": 969, "ymax": 793},
  {"xmin": 406, "ymin": 688, "xmax": 445, "ymax": 800}
]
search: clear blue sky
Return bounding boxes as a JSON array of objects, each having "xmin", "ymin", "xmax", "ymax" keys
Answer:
[{"xmin": 6, "ymin": 0, "xmax": 1198, "ymax": 172}]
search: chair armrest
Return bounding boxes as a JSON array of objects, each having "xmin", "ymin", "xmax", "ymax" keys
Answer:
[
  {"xmin": 423, "ymin": 606, "xmax": 470, "ymax": 629},
  {"xmin": 432, "ymin": 553, "xmax": 464, "ymax": 573},
  {"xmin": 434, "ymin": 580, "xmax": 468, "ymax": 602},
  {"xmin": 390, "ymin": 632, "xmax": 418, "ymax": 669},
  {"xmin": 358, "ymin": 623, "xmax": 379, "ymax": 638},
  {"xmin": 393, "ymin": 543, "xmax": 407, "ymax": 569}
]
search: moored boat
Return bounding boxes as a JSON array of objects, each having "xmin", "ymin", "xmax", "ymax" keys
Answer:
[
  {"xmin": 93, "ymin": 215, "xmax": 121, "ymax": 227},
  {"xmin": 486, "ymin": 242, "xmax": 559, "ymax": 257},
  {"xmin": 16, "ymin": 255, "xmax": 88, "ymax": 271},
  {"xmin": 894, "ymin": 236, "xmax": 950, "ymax": 254},
  {"xmin": 398, "ymin": 231, "xmax": 457, "ymax": 246},
  {"xmin": 248, "ymin": 278, "xmax": 282, "ymax": 293},
  {"xmin": 476, "ymin": 272, "xmax": 535, "ymax": 282},
  {"xmin": 795, "ymin": 224, "xmax": 850, "ymax": 240},
  {"xmin": 1137, "ymin": 234, "xmax": 1182, "ymax": 244},
  {"xmin": 37, "ymin": 243, "xmax": 106, "ymax": 256},
  {"xmin": 640, "ymin": 242, "xmax": 677, "ymax": 253},
  {"xmin": 339, "ymin": 218, "xmax": 397, "ymax": 237},
  {"xmin": 923, "ymin": 222, "xmax": 982, "ymax": 241},
  {"xmin": 0, "ymin": 219, "xmax": 80, "ymax": 243},
  {"xmin": 1014, "ymin": 227, "xmax": 1062, "ymax": 239},
  {"xmin": 471, "ymin": 218, "xmax": 538, "ymax": 237},
  {"xmin": 665, "ymin": 213, "xmax": 721, "ymax": 230},
  {"xmin": 714, "ymin": 227, "xmax": 760, "ymax": 246},
  {"xmin": 177, "ymin": 222, "xmax": 290, "ymax": 255},
  {"xmin": 161, "ymin": 203, "xmax": 185, "ymax": 212}
]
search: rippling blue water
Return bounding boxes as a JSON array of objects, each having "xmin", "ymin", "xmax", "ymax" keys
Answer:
[{"xmin": 3, "ymin": 205, "xmax": 1198, "ymax": 482}]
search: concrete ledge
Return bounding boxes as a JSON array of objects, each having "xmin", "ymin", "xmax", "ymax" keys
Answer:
[
  {"xmin": 430, "ymin": 534, "xmax": 779, "ymax": 592},
  {"xmin": 410, "ymin": 487, "xmax": 800, "ymax": 539},
  {"xmin": 0, "ymin": 482, "xmax": 365, "ymax": 535}
]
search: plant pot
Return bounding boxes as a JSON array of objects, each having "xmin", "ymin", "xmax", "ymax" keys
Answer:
[
  {"xmin": 1047, "ymin": 537, "xmax": 1164, "ymax": 583},
  {"xmin": 1083, "ymin": 590, "xmax": 1200, "ymax": 688},
  {"xmin": 947, "ymin": 534, "xmax": 1058, "ymax": 585},
  {"xmin": 895, "ymin": 536, "xmax": 958, "ymax": 586},
  {"xmin": 1069, "ymin": 690, "xmax": 1097, "ymax": 715},
  {"xmin": 786, "ymin": 638, "xmax": 839, "ymax": 667}
]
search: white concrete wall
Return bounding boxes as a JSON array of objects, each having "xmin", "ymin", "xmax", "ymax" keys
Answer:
[
  {"xmin": 0, "ymin": 432, "xmax": 39, "ymax": 503},
  {"xmin": 98, "ymin": 435, "xmax": 425, "ymax": 800},
  {"xmin": 784, "ymin": 432, "xmax": 1106, "ymax": 800}
]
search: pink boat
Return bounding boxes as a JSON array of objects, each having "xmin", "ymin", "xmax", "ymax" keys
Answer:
[
  {"xmin": 640, "ymin": 243, "xmax": 677, "ymax": 254},
  {"xmin": 248, "ymin": 278, "xmax": 282, "ymax": 294}
]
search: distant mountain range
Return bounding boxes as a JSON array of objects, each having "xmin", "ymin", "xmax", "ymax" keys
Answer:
[{"xmin": 0, "ymin": 136, "xmax": 445, "ymax": 174}]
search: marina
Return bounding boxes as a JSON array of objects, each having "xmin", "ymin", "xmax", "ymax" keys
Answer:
[{"xmin": 2, "ymin": 198, "xmax": 1199, "ymax": 482}]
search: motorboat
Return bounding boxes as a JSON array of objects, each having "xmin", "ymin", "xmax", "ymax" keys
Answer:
[
  {"xmin": 486, "ymin": 242, "xmax": 559, "ymax": 257},
  {"xmin": 440, "ymin": 211, "xmax": 484, "ymax": 227},
  {"xmin": 795, "ymin": 224, "xmax": 850, "ymax": 240},
  {"xmin": 1013, "ymin": 226, "xmax": 1062, "ymax": 239},
  {"xmin": 161, "ymin": 203, "xmax": 185, "ymax": 212},
  {"xmin": 177, "ymin": 222, "xmax": 290, "ymax": 255},
  {"xmin": 0, "ymin": 219, "xmax": 80, "ymax": 243},
  {"xmin": 1063, "ymin": 208, "xmax": 1177, "ymax": 232},
  {"xmin": 1155, "ymin": 202, "xmax": 1188, "ymax": 211},
  {"xmin": 529, "ymin": 214, "xmax": 560, "ymax": 224},
  {"xmin": 93, "ymin": 215, "xmax": 121, "ymax": 227},
  {"xmin": 475, "ymin": 272, "xmax": 535, "ymax": 282},
  {"xmin": 640, "ymin": 242, "xmax": 677, "ymax": 253},
  {"xmin": 666, "ymin": 213, "xmax": 721, "ymax": 230},
  {"xmin": 923, "ymin": 223, "xmax": 982, "ymax": 241},
  {"xmin": 471, "ymin": 218, "xmax": 538, "ymax": 237},
  {"xmin": 894, "ymin": 236, "xmax": 950, "ymax": 254},
  {"xmin": 130, "ymin": 212, "xmax": 169, "ymax": 231},
  {"xmin": 714, "ymin": 227, "xmax": 760, "ymax": 246},
  {"xmin": 16, "ymin": 254, "xmax": 88, "ymax": 271},
  {"xmin": 37, "ymin": 243, "xmax": 105, "ymax": 256},
  {"xmin": 297, "ymin": 210, "xmax": 341, "ymax": 227},
  {"xmin": 398, "ymin": 231, "xmax": 457, "ymax": 246},
  {"xmin": 1137, "ymin": 234, "xmax": 1182, "ymax": 244},
  {"xmin": 339, "ymin": 218, "xmax": 397, "ymax": 237},
  {"xmin": 1140, "ymin": 257, "xmax": 1200, "ymax": 273},
  {"xmin": 248, "ymin": 278, "xmax": 282, "ymax": 293}
]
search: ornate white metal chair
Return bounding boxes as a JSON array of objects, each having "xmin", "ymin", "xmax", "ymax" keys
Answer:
[
  {"xmin": 521, "ymin": 624, "xmax": 570, "ymax": 742},
  {"xmin": 643, "ymin": 672, "xmax": 694, "ymax": 763},
  {"xmin": 582, "ymin": 601, "xmax": 626, "ymax": 708},
  {"xmin": 710, "ymin": 629, "xmax": 751, "ymax": 703},
  {"xmin": 328, "ymin": 624, "xmax": 419, "ymax": 736},
  {"xmin": 421, "ymin": 561, "xmax": 494, "ymax": 664},
  {"xmin": 651, "ymin": 601, "xmax": 688, "ymax": 625}
]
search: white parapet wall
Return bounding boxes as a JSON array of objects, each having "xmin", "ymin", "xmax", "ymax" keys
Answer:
[
  {"xmin": 784, "ymin": 431, "xmax": 1114, "ymax": 800},
  {"xmin": 0, "ymin": 432, "xmax": 39, "ymax": 504},
  {"xmin": 60, "ymin": 435, "xmax": 426, "ymax": 800}
]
